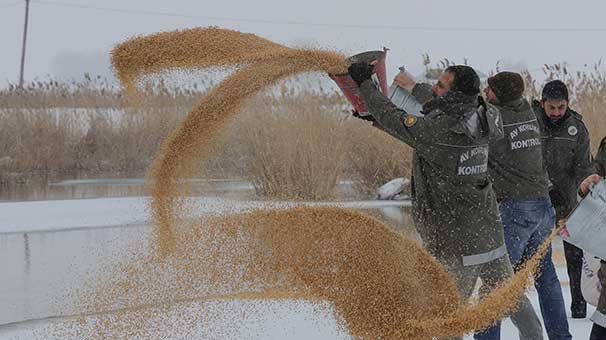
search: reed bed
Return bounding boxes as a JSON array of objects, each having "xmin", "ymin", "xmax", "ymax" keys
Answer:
[{"xmin": 1, "ymin": 62, "xmax": 604, "ymax": 197}]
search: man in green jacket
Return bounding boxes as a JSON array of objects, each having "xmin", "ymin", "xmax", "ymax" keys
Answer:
[
  {"xmin": 348, "ymin": 63, "xmax": 542, "ymax": 340},
  {"xmin": 482, "ymin": 72, "xmax": 571, "ymax": 340},
  {"xmin": 532, "ymin": 80, "xmax": 594, "ymax": 319}
]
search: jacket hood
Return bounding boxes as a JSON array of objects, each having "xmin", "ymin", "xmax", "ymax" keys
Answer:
[
  {"xmin": 442, "ymin": 94, "xmax": 504, "ymax": 142},
  {"xmin": 482, "ymin": 99, "xmax": 505, "ymax": 141},
  {"xmin": 500, "ymin": 97, "xmax": 527, "ymax": 111}
]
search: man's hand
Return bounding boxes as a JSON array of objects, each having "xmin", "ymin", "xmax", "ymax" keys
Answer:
[
  {"xmin": 393, "ymin": 71, "xmax": 416, "ymax": 91},
  {"xmin": 580, "ymin": 174, "xmax": 602, "ymax": 195},
  {"xmin": 558, "ymin": 219, "xmax": 571, "ymax": 237},
  {"xmin": 348, "ymin": 62, "xmax": 374, "ymax": 86}
]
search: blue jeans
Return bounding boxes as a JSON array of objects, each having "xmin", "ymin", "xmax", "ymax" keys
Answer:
[{"xmin": 476, "ymin": 197, "xmax": 572, "ymax": 340}]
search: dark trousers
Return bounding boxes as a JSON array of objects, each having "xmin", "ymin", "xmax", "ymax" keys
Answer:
[
  {"xmin": 590, "ymin": 262, "xmax": 606, "ymax": 340},
  {"xmin": 563, "ymin": 241, "xmax": 586, "ymax": 313},
  {"xmin": 482, "ymin": 197, "xmax": 570, "ymax": 340},
  {"xmin": 590, "ymin": 325, "xmax": 606, "ymax": 340}
]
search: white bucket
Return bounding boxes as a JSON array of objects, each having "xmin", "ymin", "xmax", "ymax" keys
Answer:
[{"xmin": 563, "ymin": 179, "xmax": 606, "ymax": 261}]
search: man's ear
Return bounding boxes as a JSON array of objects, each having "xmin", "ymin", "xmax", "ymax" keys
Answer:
[{"xmin": 540, "ymin": 100, "xmax": 545, "ymax": 109}]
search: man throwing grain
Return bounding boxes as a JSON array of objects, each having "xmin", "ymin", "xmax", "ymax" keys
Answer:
[{"xmin": 348, "ymin": 63, "xmax": 542, "ymax": 340}]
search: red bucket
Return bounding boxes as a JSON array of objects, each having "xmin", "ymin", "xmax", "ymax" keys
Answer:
[{"xmin": 329, "ymin": 49, "xmax": 389, "ymax": 114}]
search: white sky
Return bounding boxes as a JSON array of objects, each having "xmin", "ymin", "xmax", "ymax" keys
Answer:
[{"xmin": 2, "ymin": 0, "xmax": 606, "ymax": 86}]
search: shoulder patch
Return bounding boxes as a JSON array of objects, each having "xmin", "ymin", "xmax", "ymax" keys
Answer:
[
  {"xmin": 404, "ymin": 115, "xmax": 418, "ymax": 127},
  {"xmin": 568, "ymin": 125, "xmax": 578, "ymax": 136}
]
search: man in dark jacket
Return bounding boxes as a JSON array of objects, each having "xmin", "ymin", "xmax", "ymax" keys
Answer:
[
  {"xmin": 532, "ymin": 80, "xmax": 594, "ymax": 318},
  {"xmin": 348, "ymin": 63, "xmax": 542, "ymax": 340},
  {"xmin": 482, "ymin": 72, "xmax": 571, "ymax": 340},
  {"xmin": 579, "ymin": 138, "xmax": 606, "ymax": 340}
]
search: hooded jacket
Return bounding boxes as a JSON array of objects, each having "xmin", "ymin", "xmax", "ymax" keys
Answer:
[{"xmin": 359, "ymin": 80, "xmax": 507, "ymax": 265}]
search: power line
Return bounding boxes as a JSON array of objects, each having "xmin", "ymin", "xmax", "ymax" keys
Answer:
[{"xmin": 30, "ymin": 0, "xmax": 606, "ymax": 33}]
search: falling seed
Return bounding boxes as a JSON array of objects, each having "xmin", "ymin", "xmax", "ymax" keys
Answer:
[{"xmin": 47, "ymin": 27, "xmax": 555, "ymax": 340}]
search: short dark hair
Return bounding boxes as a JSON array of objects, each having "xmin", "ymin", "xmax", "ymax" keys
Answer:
[
  {"xmin": 445, "ymin": 65, "xmax": 481, "ymax": 96},
  {"xmin": 487, "ymin": 71, "xmax": 525, "ymax": 103},
  {"xmin": 541, "ymin": 80, "xmax": 569, "ymax": 102}
]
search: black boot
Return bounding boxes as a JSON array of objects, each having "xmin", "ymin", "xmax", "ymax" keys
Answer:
[{"xmin": 564, "ymin": 241, "xmax": 586, "ymax": 318}]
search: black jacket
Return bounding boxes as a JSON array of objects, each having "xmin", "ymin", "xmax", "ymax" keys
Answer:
[{"xmin": 532, "ymin": 100, "xmax": 594, "ymax": 218}]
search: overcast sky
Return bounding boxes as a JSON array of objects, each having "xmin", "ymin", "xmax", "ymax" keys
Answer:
[{"xmin": 2, "ymin": 0, "xmax": 606, "ymax": 86}]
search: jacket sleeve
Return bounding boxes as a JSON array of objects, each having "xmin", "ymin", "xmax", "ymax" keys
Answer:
[
  {"xmin": 386, "ymin": 83, "xmax": 432, "ymax": 117},
  {"xmin": 411, "ymin": 83, "xmax": 434, "ymax": 105},
  {"xmin": 573, "ymin": 124, "xmax": 595, "ymax": 185},
  {"xmin": 596, "ymin": 137, "xmax": 606, "ymax": 177},
  {"xmin": 358, "ymin": 80, "xmax": 445, "ymax": 161}
]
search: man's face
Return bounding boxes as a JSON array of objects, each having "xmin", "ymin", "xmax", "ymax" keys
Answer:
[
  {"xmin": 484, "ymin": 86, "xmax": 499, "ymax": 104},
  {"xmin": 432, "ymin": 71, "xmax": 454, "ymax": 97},
  {"xmin": 541, "ymin": 99, "xmax": 568, "ymax": 121}
]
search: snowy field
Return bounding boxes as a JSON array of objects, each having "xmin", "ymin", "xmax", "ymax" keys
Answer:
[
  {"xmin": 0, "ymin": 197, "xmax": 596, "ymax": 339},
  {"xmin": 0, "ymin": 292, "xmax": 595, "ymax": 339}
]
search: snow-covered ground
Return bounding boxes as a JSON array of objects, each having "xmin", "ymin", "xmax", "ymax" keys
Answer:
[
  {"xmin": 0, "ymin": 290, "xmax": 596, "ymax": 339},
  {"xmin": 0, "ymin": 197, "xmax": 596, "ymax": 339}
]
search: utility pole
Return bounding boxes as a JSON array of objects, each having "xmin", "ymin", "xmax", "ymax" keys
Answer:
[{"xmin": 18, "ymin": 0, "xmax": 30, "ymax": 89}]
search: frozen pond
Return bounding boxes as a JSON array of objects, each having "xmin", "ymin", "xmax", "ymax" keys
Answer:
[
  {"xmin": 0, "ymin": 225, "xmax": 150, "ymax": 326},
  {"xmin": 0, "ymin": 174, "xmax": 258, "ymax": 202},
  {"xmin": 0, "ymin": 216, "xmax": 595, "ymax": 340},
  {"xmin": 0, "ymin": 174, "xmax": 367, "ymax": 202},
  {"xmin": 0, "ymin": 194, "xmax": 412, "ymax": 328},
  {"xmin": 0, "ymin": 176, "xmax": 594, "ymax": 339}
]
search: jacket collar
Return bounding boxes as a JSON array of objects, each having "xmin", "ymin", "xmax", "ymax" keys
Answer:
[
  {"xmin": 499, "ymin": 97, "xmax": 526, "ymax": 110},
  {"xmin": 422, "ymin": 91, "xmax": 479, "ymax": 116}
]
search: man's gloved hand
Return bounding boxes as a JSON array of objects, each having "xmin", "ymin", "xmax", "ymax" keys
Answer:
[
  {"xmin": 348, "ymin": 62, "xmax": 375, "ymax": 86},
  {"xmin": 352, "ymin": 109, "xmax": 375, "ymax": 122}
]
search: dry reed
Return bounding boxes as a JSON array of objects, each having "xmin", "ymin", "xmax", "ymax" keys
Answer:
[
  {"xmin": 235, "ymin": 93, "xmax": 348, "ymax": 199},
  {"xmin": 0, "ymin": 105, "xmax": 184, "ymax": 173},
  {"xmin": 344, "ymin": 121, "xmax": 412, "ymax": 194},
  {"xmin": 4, "ymin": 62, "xmax": 604, "ymax": 188}
]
